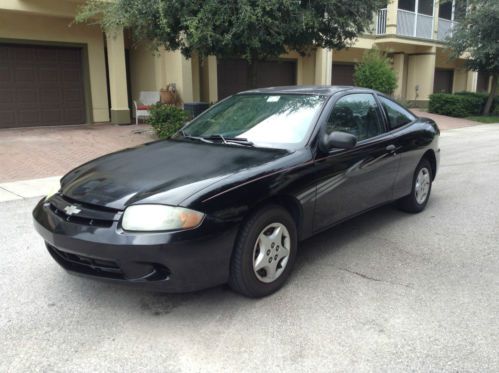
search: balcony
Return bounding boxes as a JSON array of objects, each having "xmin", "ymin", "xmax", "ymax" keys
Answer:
[
  {"xmin": 437, "ymin": 18, "xmax": 456, "ymax": 41},
  {"xmin": 376, "ymin": 8, "xmax": 434, "ymax": 40},
  {"xmin": 397, "ymin": 9, "xmax": 433, "ymax": 39},
  {"xmin": 376, "ymin": 8, "xmax": 387, "ymax": 35}
]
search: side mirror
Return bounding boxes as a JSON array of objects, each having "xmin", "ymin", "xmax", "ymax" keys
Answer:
[{"xmin": 321, "ymin": 131, "xmax": 357, "ymax": 151}]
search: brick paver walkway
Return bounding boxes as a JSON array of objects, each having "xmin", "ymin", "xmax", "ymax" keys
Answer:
[
  {"xmin": 0, "ymin": 124, "xmax": 156, "ymax": 183},
  {"xmin": 0, "ymin": 110, "xmax": 483, "ymax": 183},
  {"xmin": 411, "ymin": 109, "xmax": 481, "ymax": 130}
]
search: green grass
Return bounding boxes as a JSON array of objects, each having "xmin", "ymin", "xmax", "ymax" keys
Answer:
[{"xmin": 466, "ymin": 115, "xmax": 499, "ymax": 123}]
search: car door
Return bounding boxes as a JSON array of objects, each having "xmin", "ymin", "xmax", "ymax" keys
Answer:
[{"xmin": 313, "ymin": 93, "xmax": 400, "ymax": 231}]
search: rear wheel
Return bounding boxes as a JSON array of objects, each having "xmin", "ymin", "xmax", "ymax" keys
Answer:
[
  {"xmin": 229, "ymin": 205, "xmax": 297, "ymax": 298},
  {"xmin": 397, "ymin": 158, "xmax": 433, "ymax": 213}
]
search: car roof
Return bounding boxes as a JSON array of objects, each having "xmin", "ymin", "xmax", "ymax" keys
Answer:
[{"xmin": 239, "ymin": 85, "xmax": 378, "ymax": 96}]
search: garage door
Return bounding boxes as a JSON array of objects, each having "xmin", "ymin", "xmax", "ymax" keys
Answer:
[
  {"xmin": 217, "ymin": 59, "xmax": 296, "ymax": 99},
  {"xmin": 332, "ymin": 63, "xmax": 355, "ymax": 86},
  {"xmin": 433, "ymin": 69, "xmax": 454, "ymax": 93},
  {"xmin": 0, "ymin": 44, "xmax": 86, "ymax": 129}
]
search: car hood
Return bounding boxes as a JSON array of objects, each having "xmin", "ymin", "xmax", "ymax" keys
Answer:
[{"xmin": 60, "ymin": 140, "xmax": 288, "ymax": 210}]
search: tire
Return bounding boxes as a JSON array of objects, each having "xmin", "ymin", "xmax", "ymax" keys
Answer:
[
  {"xmin": 229, "ymin": 205, "xmax": 298, "ymax": 298},
  {"xmin": 397, "ymin": 158, "xmax": 433, "ymax": 213}
]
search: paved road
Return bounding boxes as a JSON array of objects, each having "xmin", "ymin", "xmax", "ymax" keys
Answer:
[{"xmin": 1, "ymin": 125, "xmax": 498, "ymax": 372}]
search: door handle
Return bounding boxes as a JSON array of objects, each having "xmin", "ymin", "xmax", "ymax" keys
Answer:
[{"xmin": 386, "ymin": 144, "xmax": 397, "ymax": 153}]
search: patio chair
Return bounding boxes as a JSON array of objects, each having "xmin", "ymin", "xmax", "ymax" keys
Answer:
[{"xmin": 133, "ymin": 91, "xmax": 160, "ymax": 125}]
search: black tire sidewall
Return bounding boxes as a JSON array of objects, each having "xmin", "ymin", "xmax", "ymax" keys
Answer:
[
  {"xmin": 230, "ymin": 205, "xmax": 297, "ymax": 297},
  {"xmin": 410, "ymin": 159, "xmax": 433, "ymax": 211}
]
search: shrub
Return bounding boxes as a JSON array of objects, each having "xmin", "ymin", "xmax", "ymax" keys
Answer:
[
  {"xmin": 353, "ymin": 49, "xmax": 397, "ymax": 95},
  {"xmin": 147, "ymin": 103, "xmax": 189, "ymax": 138},
  {"xmin": 428, "ymin": 93, "xmax": 483, "ymax": 117},
  {"xmin": 455, "ymin": 91, "xmax": 499, "ymax": 114}
]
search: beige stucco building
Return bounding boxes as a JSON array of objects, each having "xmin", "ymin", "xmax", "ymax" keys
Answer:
[{"xmin": 0, "ymin": 0, "xmax": 493, "ymax": 129}]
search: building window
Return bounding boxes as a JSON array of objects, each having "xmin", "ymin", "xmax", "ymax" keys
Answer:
[
  {"xmin": 418, "ymin": 0, "xmax": 434, "ymax": 16},
  {"xmin": 399, "ymin": 0, "xmax": 433, "ymax": 15},
  {"xmin": 439, "ymin": 0, "xmax": 467, "ymax": 21},
  {"xmin": 399, "ymin": 0, "xmax": 416, "ymax": 12},
  {"xmin": 439, "ymin": 2, "xmax": 452, "ymax": 20}
]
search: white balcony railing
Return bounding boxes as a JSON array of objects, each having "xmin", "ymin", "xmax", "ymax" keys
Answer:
[
  {"xmin": 437, "ymin": 18, "xmax": 455, "ymax": 41},
  {"xmin": 397, "ymin": 9, "xmax": 434, "ymax": 39},
  {"xmin": 376, "ymin": 8, "xmax": 387, "ymax": 35}
]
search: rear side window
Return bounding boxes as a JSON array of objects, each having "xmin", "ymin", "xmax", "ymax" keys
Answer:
[{"xmin": 379, "ymin": 96, "xmax": 416, "ymax": 130}]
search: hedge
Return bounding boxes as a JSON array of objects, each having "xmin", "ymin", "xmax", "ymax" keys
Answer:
[
  {"xmin": 429, "ymin": 93, "xmax": 484, "ymax": 117},
  {"xmin": 455, "ymin": 91, "xmax": 499, "ymax": 114}
]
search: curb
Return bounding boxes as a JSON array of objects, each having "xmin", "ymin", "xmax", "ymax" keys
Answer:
[{"xmin": 0, "ymin": 176, "xmax": 61, "ymax": 203}]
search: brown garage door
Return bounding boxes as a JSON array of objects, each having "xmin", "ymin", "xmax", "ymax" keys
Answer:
[
  {"xmin": 433, "ymin": 69, "xmax": 454, "ymax": 93},
  {"xmin": 217, "ymin": 59, "xmax": 296, "ymax": 99},
  {"xmin": 332, "ymin": 63, "xmax": 355, "ymax": 86},
  {"xmin": 0, "ymin": 44, "xmax": 86, "ymax": 129}
]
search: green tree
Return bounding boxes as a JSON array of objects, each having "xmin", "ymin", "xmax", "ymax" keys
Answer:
[
  {"xmin": 353, "ymin": 49, "xmax": 397, "ymax": 95},
  {"xmin": 76, "ymin": 0, "xmax": 385, "ymax": 87},
  {"xmin": 446, "ymin": 0, "xmax": 499, "ymax": 115}
]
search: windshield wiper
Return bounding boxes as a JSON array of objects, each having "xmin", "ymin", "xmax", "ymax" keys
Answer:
[
  {"xmin": 179, "ymin": 129, "xmax": 214, "ymax": 144},
  {"xmin": 204, "ymin": 134, "xmax": 254, "ymax": 147}
]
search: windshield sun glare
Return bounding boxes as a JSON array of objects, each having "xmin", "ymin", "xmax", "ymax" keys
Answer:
[{"xmin": 182, "ymin": 94, "xmax": 326, "ymax": 148}]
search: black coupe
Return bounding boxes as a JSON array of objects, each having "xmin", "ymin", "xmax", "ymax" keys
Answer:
[{"xmin": 33, "ymin": 86, "xmax": 440, "ymax": 297}]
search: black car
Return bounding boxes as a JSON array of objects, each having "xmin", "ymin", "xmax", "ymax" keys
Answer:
[{"xmin": 33, "ymin": 86, "xmax": 439, "ymax": 297}]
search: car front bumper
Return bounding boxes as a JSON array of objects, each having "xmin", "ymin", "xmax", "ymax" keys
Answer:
[{"xmin": 32, "ymin": 198, "xmax": 239, "ymax": 293}]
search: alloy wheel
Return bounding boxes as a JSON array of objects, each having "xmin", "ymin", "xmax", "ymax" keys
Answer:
[
  {"xmin": 252, "ymin": 223, "xmax": 291, "ymax": 283},
  {"xmin": 415, "ymin": 167, "xmax": 431, "ymax": 205}
]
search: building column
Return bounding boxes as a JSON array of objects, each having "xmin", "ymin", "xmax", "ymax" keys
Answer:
[
  {"xmin": 466, "ymin": 71, "xmax": 478, "ymax": 92},
  {"xmin": 163, "ymin": 50, "xmax": 197, "ymax": 104},
  {"xmin": 392, "ymin": 53, "xmax": 407, "ymax": 99},
  {"xmin": 315, "ymin": 48, "xmax": 333, "ymax": 85},
  {"xmin": 432, "ymin": 0, "xmax": 441, "ymax": 41},
  {"xmin": 386, "ymin": 0, "xmax": 399, "ymax": 35},
  {"xmin": 453, "ymin": 68, "xmax": 468, "ymax": 92},
  {"xmin": 106, "ymin": 28, "xmax": 130, "ymax": 124},
  {"xmin": 406, "ymin": 48, "xmax": 437, "ymax": 103},
  {"xmin": 206, "ymin": 56, "xmax": 218, "ymax": 103}
]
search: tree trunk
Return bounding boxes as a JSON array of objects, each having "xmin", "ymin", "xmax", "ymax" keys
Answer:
[{"xmin": 483, "ymin": 74, "xmax": 498, "ymax": 115}]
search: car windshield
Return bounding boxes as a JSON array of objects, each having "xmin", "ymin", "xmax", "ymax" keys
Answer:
[{"xmin": 181, "ymin": 93, "xmax": 327, "ymax": 148}]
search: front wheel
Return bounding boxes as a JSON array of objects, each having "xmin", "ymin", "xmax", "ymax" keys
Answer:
[
  {"xmin": 397, "ymin": 158, "xmax": 433, "ymax": 213},
  {"xmin": 229, "ymin": 205, "xmax": 297, "ymax": 298}
]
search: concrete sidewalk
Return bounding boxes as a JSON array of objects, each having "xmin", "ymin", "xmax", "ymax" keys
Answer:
[{"xmin": 0, "ymin": 176, "xmax": 61, "ymax": 202}]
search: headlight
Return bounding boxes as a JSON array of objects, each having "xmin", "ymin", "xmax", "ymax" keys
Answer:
[
  {"xmin": 45, "ymin": 184, "xmax": 61, "ymax": 201},
  {"xmin": 121, "ymin": 204, "xmax": 205, "ymax": 232}
]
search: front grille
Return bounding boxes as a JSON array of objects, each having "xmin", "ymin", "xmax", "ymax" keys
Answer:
[
  {"xmin": 48, "ymin": 244, "xmax": 123, "ymax": 279},
  {"xmin": 47, "ymin": 245, "xmax": 171, "ymax": 282},
  {"xmin": 48, "ymin": 194, "xmax": 119, "ymax": 228},
  {"xmin": 49, "ymin": 204, "xmax": 113, "ymax": 228}
]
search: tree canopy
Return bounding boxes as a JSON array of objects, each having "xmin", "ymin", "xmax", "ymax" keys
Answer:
[
  {"xmin": 446, "ymin": 0, "xmax": 499, "ymax": 114},
  {"xmin": 76, "ymin": 0, "xmax": 385, "ymax": 62}
]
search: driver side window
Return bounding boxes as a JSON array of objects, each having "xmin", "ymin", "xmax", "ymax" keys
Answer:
[{"xmin": 326, "ymin": 94, "xmax": 384, "ymax": 141}]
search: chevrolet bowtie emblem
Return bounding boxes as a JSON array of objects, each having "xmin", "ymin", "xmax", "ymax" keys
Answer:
[{"xmin": 64, "ymin": 205, "xmax": 81, "ymax": 216}]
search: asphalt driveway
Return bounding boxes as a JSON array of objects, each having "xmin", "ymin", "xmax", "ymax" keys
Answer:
[{"xmin": 1, "ymin": 124, "xmax": 498, "ymax": 372}]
